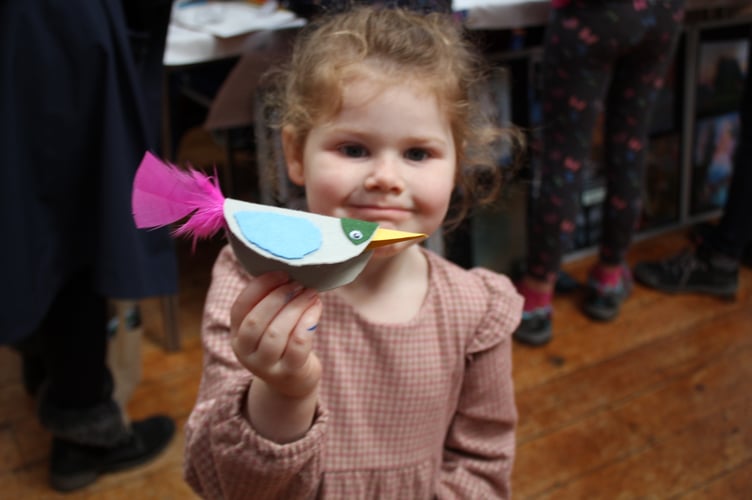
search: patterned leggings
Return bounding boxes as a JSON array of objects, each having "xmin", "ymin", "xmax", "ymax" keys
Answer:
[{"xmin": 526, "ymin": 0, "xmax": 685, "ymax": 282}]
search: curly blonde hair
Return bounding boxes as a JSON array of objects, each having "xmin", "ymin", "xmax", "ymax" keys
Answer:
[{"xmin": 268, "ymin": 6, "xmax": 522, "ymax": 227}]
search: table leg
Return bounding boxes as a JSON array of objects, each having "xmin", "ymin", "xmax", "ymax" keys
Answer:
[{"xmin": 160, "ymin": 294, "xmax": 181, "ymax": 352}]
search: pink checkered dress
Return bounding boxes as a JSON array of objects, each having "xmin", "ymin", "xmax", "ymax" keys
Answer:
[{"xmin": 184, "ymin": 245, "xmax": 522, "ymax": 499}]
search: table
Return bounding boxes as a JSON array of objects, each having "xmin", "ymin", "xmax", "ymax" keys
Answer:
[{"xmin": 164, "ymin": 0, "xmax": 752, "ymax": 66}]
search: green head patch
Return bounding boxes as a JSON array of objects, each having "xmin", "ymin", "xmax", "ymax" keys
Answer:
[{"xmin": 341, "ymin": 218, "xmax": 378, "ymax": 245}]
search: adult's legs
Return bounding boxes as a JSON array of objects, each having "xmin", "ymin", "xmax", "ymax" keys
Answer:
[
  {"xmin": 14, "ymin": 271, "xmax": 175, "ymax": 492},
  {"xmin": 633, "ymin": 36, "xmax": 751, "ymax": 298},
  {"xmin": 706, "ymin": 46, "xmax": 752, "ymax": 259},
  {"xmin": 16, "ymin": 271, "xmax": 130, "ymax": 446}
]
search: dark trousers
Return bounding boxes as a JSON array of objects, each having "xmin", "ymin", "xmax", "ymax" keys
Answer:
[
  {"xmin": 14, "ymin": 272, "xmax": 129, "ymax": 447},
  {"xmin": 709, "ymin": 44, "xmax": 752, "ymax": 260}
]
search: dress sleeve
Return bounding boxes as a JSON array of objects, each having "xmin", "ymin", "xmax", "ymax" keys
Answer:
[
  {"xmin": 183, "ymin": 245, "xmax": 328, "ymax": 500},
  {"xmin": 436, "ymin": 270, "xmax": 522, "ymax": 499}
]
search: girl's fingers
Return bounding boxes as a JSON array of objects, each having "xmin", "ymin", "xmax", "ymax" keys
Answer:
[
  {"xmin": 248, "ymin": 288, "xmax": 319, "ymax": 368},
  {"xmin": 230, "ymin": 271, "xmax": 290, "ymax": 331},
  {"xmin": 279, "ymin": 295, "xmax": 322, "ymax": 371},
  {"xmin": 233, "ymin": 280, "xmax": 302, "ymax": 359}
]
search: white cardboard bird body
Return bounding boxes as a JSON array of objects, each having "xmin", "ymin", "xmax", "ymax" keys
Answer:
[
  {"xmin": 132, "ymin": 152, "xmax": 425, "ymax": 290},
  {"xmin": 226, "ymin": 199, "xmax": 383, "ymax": 290}
]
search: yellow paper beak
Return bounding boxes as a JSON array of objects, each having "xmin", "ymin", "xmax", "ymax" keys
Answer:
[{"xmin": 366, "ymin": 227, "xmax": 427, "ymax": 250}]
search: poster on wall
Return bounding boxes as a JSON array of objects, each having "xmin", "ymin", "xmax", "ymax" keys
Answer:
[
  {"xmin": 691, "ymin": 31, "xmax": 749, "ymax": 216},
  {"xmin": 691, "ymin": 112, "xmax": 741, "ymax": 214}
]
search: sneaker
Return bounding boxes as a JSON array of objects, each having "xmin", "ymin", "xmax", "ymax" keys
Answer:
[
  {"xmin": 633, "ymin": 247, "xmax": 739, "ymax": 299},
  {"xmin": 513, "ymin": 307, "xmax": 552, "ymax": 346},
  {"xmin": 582, "ymin": 264, "xmax": 632, "ymax": 322},
  {"xmin": 50, "ymin": 415, "xmax": 175, "ymax": 492}
]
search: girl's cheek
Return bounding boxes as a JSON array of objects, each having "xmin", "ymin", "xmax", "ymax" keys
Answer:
[{"xmin": 305, "ymin": 182, "xmax": 346, "ymax": 216}]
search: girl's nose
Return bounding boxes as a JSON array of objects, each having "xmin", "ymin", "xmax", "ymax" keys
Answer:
[{"xmin": 363, "ymin": 155, "xmax": 405, "ymax": 193}]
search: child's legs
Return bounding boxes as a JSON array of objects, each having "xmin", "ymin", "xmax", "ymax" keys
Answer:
[
  {"xmin": 526, "ymin": 6, "xmax": 613, "ymax": 283},
  {"xmin": 598, "ymin": 0, "xmax": 683, "ymax": 266}
]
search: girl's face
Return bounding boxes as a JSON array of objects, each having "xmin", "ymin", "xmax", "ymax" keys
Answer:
[{"xmin": 284, "ymin": 78, "xmax": 457, "ymax": 257}]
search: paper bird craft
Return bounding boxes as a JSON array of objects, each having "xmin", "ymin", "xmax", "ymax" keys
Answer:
[{"xmin": 131, "ymin": 152, "xmax": 426, "ymax": 290}]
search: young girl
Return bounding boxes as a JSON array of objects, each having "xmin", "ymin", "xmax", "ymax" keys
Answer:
[{"xmin": 184, "ymin": 7, "xmax": 523, "ymax": 499}]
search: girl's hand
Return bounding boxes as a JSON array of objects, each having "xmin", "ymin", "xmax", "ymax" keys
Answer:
[{"xmin": 230, "ymin": 271, "xmax": 323, "ymax": 400}]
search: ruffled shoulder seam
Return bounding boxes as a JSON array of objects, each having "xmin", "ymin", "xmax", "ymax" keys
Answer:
[
  {"xmin": 424, "ymin": 251, "xmax": 523, "ymax": 353},
  {"xmin": 467, "ymin": 267, "xmax": 523, "ymax": 353}
]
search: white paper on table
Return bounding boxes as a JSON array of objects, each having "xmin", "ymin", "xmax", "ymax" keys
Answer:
[
  {"xmin": 164, "ymin": 24, "xmax": 219, "ymax": 66},
  {"xmin": 453, "ymin": 0, "xmax": 534, "ymax": 10},
  {"xmin": 172, "ymin": 0, "xmax": 305, "ymax": 38}
]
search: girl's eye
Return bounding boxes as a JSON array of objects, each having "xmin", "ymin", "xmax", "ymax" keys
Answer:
[
  {"xmin": 405, "ymin": 148, "xmax": 430, "ymax": 162},
  {"xmin": 340, "ymin": 145, "xmax": 368, "ymax": 158}
]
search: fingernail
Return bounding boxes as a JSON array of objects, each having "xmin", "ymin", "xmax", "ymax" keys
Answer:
[{"xmin": 307, "ymin": 323, "xmax": 318, "ymax": 332}]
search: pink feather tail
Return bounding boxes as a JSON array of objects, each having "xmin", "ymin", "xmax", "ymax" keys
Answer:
[{"xmin": 132, "ymin": 151, "xmax": 226, "ymax": 243}]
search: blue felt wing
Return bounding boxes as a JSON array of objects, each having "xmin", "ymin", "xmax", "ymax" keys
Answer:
[{"xmin": 233, "ymin": 211, "xmax": 322, "ymax": 260}]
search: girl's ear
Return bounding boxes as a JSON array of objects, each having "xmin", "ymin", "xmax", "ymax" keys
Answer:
[{"xmin": 282, "ymin": 126, "xmax": 305, "ymax": 186}]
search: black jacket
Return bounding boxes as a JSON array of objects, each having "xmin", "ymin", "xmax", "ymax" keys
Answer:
[{"xmin": 0, "ymin": 0, "xmax": 177, "ymax": 342}]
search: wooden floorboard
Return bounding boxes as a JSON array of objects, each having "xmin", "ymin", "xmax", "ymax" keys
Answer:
[{"xmin": 0, "ymin": 229, "xmax": 750, "ymax": 498}]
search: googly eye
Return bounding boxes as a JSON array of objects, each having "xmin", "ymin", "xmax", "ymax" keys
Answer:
[{"xmin": 349, "ymin": 229, "xmax": 364, "ymax": 240}]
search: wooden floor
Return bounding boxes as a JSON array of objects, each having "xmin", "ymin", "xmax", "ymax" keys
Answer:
[{"xmin": 1, "ymin": 228, "xmax": 751, "ymax": 499}]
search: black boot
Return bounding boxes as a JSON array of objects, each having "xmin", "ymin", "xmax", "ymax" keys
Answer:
[
  {"xmin": 633, "ymin": 246, "xmax": 739, "ymax": 299},
  {"xmin": 50, "ymin": 415, "xmax": 175, "ymax": 492}
]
